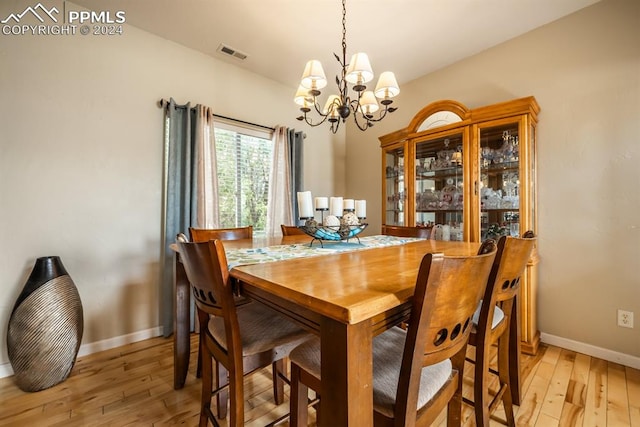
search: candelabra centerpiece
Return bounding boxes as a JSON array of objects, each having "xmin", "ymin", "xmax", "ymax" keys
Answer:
[{"xmin": 296, "ymin": 192, "xmax": 367, "ymax": 247}]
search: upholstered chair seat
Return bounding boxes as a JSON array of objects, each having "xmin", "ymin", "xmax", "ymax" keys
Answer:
[
  {"xmin": 208, "ymin": 303, "xmax": 309, "ymax": 357},
  {"xmin": 289, "ymin": 327, "xmax": 454, "ymax": 418}
]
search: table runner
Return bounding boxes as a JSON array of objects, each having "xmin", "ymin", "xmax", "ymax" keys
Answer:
[{"xmin": 227, "ymin": 235, "xmax": 423, "ymax": 269}]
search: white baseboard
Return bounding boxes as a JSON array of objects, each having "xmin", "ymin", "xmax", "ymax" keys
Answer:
[
  {"xmin": 0, "ymin": 326, "xmax": 164, "ymax": 379},
  {"xmin": 540, "ymin": 332, "xmax": 640, "ymax": 370},
  {"xmin": 0, "ymin": 362, "xmax": 13, "ymax": 379},
  {"xmin": 2, "ymin": 329, "xmax": 637, "ymax": 380}
]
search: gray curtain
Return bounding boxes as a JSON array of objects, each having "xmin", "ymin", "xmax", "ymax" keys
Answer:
[
  {"xmin": 159, "ymin": 99, "xmax": 199, "ymax": 336},
  {"xmin": 288, "ymin": 129, "xmax": 305, "ymax": 223}
]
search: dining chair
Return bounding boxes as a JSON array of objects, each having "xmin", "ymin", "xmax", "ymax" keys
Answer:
[
  {"xmin": 189, "ymin": 226, "xmax": 253, "ymax": 242},
  {"xmin": 177, "ymin": 239, "xmax": 311, "ymax": 427},
  {"xmin": 465, "ymin": 232, "xmax": 536, "ymax": 427},
  {"xmin": 281, "ymin": 224, "xmax": 306, "ymax": 236},
  {"xmin": 188, "ymin": 225, "xmax": 263, "ymax": 420},
  {"xmin": 381, "ymin": 224, "xmax": 431, "ymax": 239},
  {"xmin": 288, "ymin": 244, "xmax": 497, "ymax": 427}
]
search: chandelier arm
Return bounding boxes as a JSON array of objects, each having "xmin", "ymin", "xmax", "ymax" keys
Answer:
[
  {"xmin": 351, "ymin": 109, "xmax": 372, "ymax": 131},
  {"xmin": 349, "ymin": 92, "xmax": 373, "ymax": 130},
  {"xmin": 307, "ymin": 114, "xmax": 331, "ymax": 127},
  {"xmin": 363, "ymin": 106, "xmax": 389, "ymax": 124},
  {"xmin": 299, "ymin": 107, "xmax": 331, "ymax": 127},
  {"xmin": 312, "ymin": 98, "xmax": 328, "ymax": 117},
  {"xmin": 363, "ymin": 104, "xmax": 398, "ymax": 123},
  {"xmin": 348, "ymin": 97, "xmax": 372, "ymax": 131}
]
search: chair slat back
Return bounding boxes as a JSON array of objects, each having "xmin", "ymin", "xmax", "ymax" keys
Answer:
[
  {"xmin": 176, "ymin": 240, "xmax": 235, "ymax": 319},
  {"xmin": 410, "ymin": 247, "xmax": 496, "ymax": 367},
  {"xmin": 488, "ymin": 234, "xmax": 536, "ymax": 306},
  {"xmin": 189, "ymin": 226, "xmax": 253, "ymax": 242},
  {"xmin": 281, "ymin": 224, "xmax": 306, "ymax": 236},
  {"xmin": 381, "ymin": 225, "xmax": 431, "ymax": 239}
]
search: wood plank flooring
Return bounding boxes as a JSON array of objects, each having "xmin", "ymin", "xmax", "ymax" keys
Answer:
[{"xmin": 0, "ymin": 334, "xmax": 638, "ymax": 426}]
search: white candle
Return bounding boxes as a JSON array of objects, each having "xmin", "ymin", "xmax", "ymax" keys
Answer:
[
  {"xmin": 315, "ymin": 197, "xmax": 329, "ymax": 210},
  {"xmin": 355, "ymin": 200, "xmax": 367, "ymax": 218},
  {"xmin": 343, "ymin": 199, "xmax": 355, "ymax": 211},
  {"xmin": 330, "ymin": 197, "xmax": 343, "ymax": 217},
  {"xmin": 297, "ymin": 191, "xmax": 314, "ymax": 218}
]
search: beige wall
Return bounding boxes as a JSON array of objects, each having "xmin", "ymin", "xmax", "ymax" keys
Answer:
[
  {"xmin": 346, "ymin": 0, "xmax": 640, "ymax": 358},
  {"xmin": 0, "ymin": 1, "xmax": 341, "ymax": 369},
  {"xmin": 0, "ymin": 0, "xmax": 637, "ymax": 375}
]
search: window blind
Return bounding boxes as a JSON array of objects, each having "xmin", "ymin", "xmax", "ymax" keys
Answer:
[{"xmin": 214, "ymin": 124, "xmax": 272, "ymax": 233}]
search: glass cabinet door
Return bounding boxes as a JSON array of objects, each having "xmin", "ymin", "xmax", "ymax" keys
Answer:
[
  {"xmin": 383, "ymin": 145, "xmax": 406, "ymax": 226},
  {"xmin": 414, "ymin": 132, "xmax": 465, "ymax": 241},
  {"xmin": 479, "ymin": 122, "xmax": 521, "ymax": 240}
]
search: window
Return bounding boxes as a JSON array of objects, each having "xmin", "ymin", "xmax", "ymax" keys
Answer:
[{"xmin": 213, "ymin": 120, "xmax": 272, "ymax": 234}]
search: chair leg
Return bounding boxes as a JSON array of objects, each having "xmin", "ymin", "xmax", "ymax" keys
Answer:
[
  {"xmin": 196, "ymin": 336, "xmax": 203, "ymax": 379},
  {"xmin": 200, "ymin": 343, "xmax": 213, "ymax": 427},
  {"xmin": 272, "ymin": 359, "xmax": 286, "ymax": 405},
  {"xmin": 216, "ymin": 362, "xmax": 229, "ymax": 420},
  {"xmin": 196, "ymin": 309, "xmax": 209, "ymax": 379},
  {"xmin": 508, "ymin": 298, "xmax": 522, "ymax": 405},
  {"xmin": 474, "ymin": 341, "xmax": 492, "ymax": 427},
  {"xmin": 314, "ymin": 391, "xmax": 321, "ymax": 425},
  {"xmin": 447, "ymin": 366, "xmax": 463, "ymax": 427},
  {"xmin": 290, "ymin": 363, "xmax": 309, "ymax": 427},
  {"xmin": 498, "ymin": 333, "xmax": 516, "ymax": 426},
  {"xmin": 227, "ymin": 362, "xmax": 244, "ymax": 427}
]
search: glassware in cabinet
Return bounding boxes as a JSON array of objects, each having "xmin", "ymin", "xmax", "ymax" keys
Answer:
[
  {"xmin": 479, "ymin": 123, "xmax": 521, "ymax": 240},
  {"xmin": 414, "ymin": 133, "xmax": 465, "ymax": 241},
  {"xmin": 382, "ymin": 144, "xmax": 406, "ymax": 226}
]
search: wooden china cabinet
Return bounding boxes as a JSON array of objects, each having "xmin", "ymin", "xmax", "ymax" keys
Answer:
[{"xmin": 379, "ymin": 96, "xmax": 540, "ymax": 354}]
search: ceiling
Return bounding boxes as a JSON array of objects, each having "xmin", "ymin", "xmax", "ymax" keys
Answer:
[{"xmin": 72, "ymin": 0, "xmax": 599, "ymax": 90}]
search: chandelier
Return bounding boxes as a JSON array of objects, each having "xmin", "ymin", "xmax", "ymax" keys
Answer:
[{"xmin": 294, "ymin": 0, "xmax": 400, "ymax": 133}]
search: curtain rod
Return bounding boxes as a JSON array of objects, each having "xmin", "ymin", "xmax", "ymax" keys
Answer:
[{"xmin": 158, "ymin": 99, "xmax": 274, "ymax": 132}]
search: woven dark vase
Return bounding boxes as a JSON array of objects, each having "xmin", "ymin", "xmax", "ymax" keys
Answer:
[{"xmin": 7, "ymin": 256, "xmax": 84, "ymax": 392}]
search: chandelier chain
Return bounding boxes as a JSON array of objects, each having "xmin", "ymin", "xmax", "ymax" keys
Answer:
[
  {"xmin": 340, "ymin": 0, "xmax": 348, "ymax": 100},
  {"xmin": 341, "ymin": 0, "xmax": 347, "ymax": 60}
]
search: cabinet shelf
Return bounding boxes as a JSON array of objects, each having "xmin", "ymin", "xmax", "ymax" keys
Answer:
[
  {"xmin": 481, "ymin": 208, "xmax": 520, "ymax": 213},
  {"xmin": 417, "ymin": 209, "xmax": 463, "ymax": 213},
  {"xmin": 483, "ymin": 161, "xmax": 519, "ymax": 172},
  {"xmin": 416, "ymin": 166, "xmax": 463, "ymax": 181}
]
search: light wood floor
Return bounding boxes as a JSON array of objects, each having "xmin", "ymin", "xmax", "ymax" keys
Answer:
[{"xmin": 0, "ymin": 334, "xmax": 638, "ymax": 426}]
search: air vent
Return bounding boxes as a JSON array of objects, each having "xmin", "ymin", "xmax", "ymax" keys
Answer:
[{"xmin": 217, "ymin": 43, "xmax": 248, "ymax": 61}]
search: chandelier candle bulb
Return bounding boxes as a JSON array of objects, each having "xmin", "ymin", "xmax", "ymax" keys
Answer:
[
  {"xmin": 300, "ymin": 60, "xmax": 327, "ymax": 92},
  {"xmin": 315, "ymin": 197, "xmax": 329, "ymax": 210},
  {"xmin": 323, "ymin": 95, "xmax": 341, "ymax": 119},
  {"xmin": 374, "ymin": 71, "xmax": 400, "ymax": 100},
  {"xmin": 346, "ymin": 53, "xmax": 374, "ymax": 87},
  {"xmin": 355, "ymin": 200, "xmax": 367, "ymax": 218},
  {"xmin": 359, "ymin": 91, "xmax": 380, "ymax": 114},
  {"xmin": 294, "ymin": 85, "xmax": 314, "ymax": 107},
  {"xmin": 330, "ymin": 197, "xmax": 344, "ymax": 217},
  {"xmin": 297, "ymin": 191, "xmax": 314, "ymax": 218}
]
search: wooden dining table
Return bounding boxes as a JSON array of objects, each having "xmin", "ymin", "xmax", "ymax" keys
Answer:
[{"xmin": 172, "ymin": 235, "xmax": 480, "ymax": 426}]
